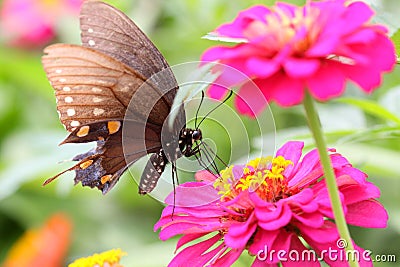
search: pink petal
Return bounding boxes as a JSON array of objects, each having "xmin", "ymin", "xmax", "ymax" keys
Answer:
[
  {"xmin": 343, "ymin": 28, "xmax": 377, "ymax": 45},
  {"xmin": 283, "ymin": 58, "xmax": 321, "ymax": 78},
  {"xmin": 297, "ymin": 220, "xmax": 339, "ymax": 244},
  {"xmin": 257, "ymin": 203, "xmax": 292, "ymax": 230},
  {"xmin": 248, "ymin": 229, "xmax": 280, "ymax": 256},
  {"xmin": 258, "ymin": 73, "xmax": 305, "ymax": 107},
  {"xmin": 275, "ymin": 141, "xmax": 304, "ymax": 177},
  {"xmin": 195, "ymin": 170, "xmax": 218, "ymax": 182},
  {"xmin": 275, "ymin": 2, "xmax": 298, "ymax": 18},
  {"xmin": 303, "ymin": 239, "xmax": 349, "ymax": 267},
  {"xmin": 234, "ymin": 80, "xmax": 269, "ymax": 117},
  {"xmin": 168, "ymin": 234, "xmax": 221, "ymax": 267},
  {"xmin": 285, "ymin": 188, "xmax": 314, "ymax": 203},
  {"xmin": 176, "ymin": 233, "xmax": 207, "ymax": 250},
  {"xmin": 337, "ymin": 175, "xmax": 381, "ymax": 205},
  {"xmin": 341, "ymin": 1, "xmax": 374, "ymax": 34},
  {"xmin": 288, "ymin": 149, "xmax": 320, "ymax": 187},
  {"xmin": 282, "ymin": 236, "xmax": 320, "ymax": 267},
  {"xmin": 335, "ymin": 166, "xmax": 367, "ymax": 184},
  {"xmin": 269, "ymin": 230, "xmax": 296, "ymax": 260},
  {"xmin": 306, "ymin": 60, "xmax": 346, "ymax": 101},
  {"xmin": 342, "ymin": 34, "xmax": 395, "ymax": 93},
  {"xmin": 246, "ymin": 57, "xmax": 280, "ymax": 77},
  {"xmin": 158, "ymin": 221, "xmax": 219, "ymax": 240},
  {"xmin": 306, "ymin": 23, "xmax": 341, "ymax": 57},
  {"xmin": 207, "ymin": 83, "xmax": 229, "ymax": 100},
  {"xmin": 212, "ymin": 248, "xmax": 243, "ymax": 266},
  {"xmin": 251, "ymin": 259, "xmax": 278, "ymax": 267},
  {"xmin": 352, "ymin": 243, "xmax": 374, "ymax": 267},
  {"xmin": 216, "ymin": 5, "xmax": 270, "ymax": 38},
  {"xmin": 292, "ymin": 211, "xmax": 324, "ymax": 228},
  {"xmin": 225, "ymin": 213, "xmax": 257, "ymax": 248},
  {"xmin": 345, "ymin": 199, "xmax": 388, "ymax": 228},
  {"xmin": 251, "ymin": 229, "xmax": 294, "ymax": 264},
  {"xmin": 165, "ymin": 182, "xmax": 219, "ymax": 207},
  {"xmin": 202, "ymin": 44, "xmax": 260, "ymax": 64}
]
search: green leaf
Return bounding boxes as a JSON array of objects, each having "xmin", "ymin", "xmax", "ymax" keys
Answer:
[
  {"xmin": 337, "ymin": 98, "xmax": 400, "ymax": 125},
  {"xmin": 392, "ymin": 29, "xmax": 400, "ymax": 62}
]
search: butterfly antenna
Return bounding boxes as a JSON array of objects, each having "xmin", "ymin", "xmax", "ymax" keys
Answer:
[
  {"xmin": 194, "ymin": 91, "xmax": 205, "ymax": 129},
  {"xmin": 197, "ymin": 90, "xmax": 233, "ymax": 128},
  {"xmin": 202, "ymin": 141, "xmax": 228, "ymax": 168},
  {"xmin": 194, "ymin": 149, "xmax": 218, "ymax": 176},
  {"xmin": 199, "ymin": 141, "xmax": 219, "ymax": 173}
]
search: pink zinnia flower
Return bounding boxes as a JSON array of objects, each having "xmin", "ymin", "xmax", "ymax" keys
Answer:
[
  {"xmin": 0, "ymin": 0, "xmax": 83, "ymax": 48},
  {"xmin": 201, "ymin": 0, "xmax": 396, "ymax": 116},
  {"xmin": 155, "ymin": 141, "xmax": 387, "ymax": 266}
]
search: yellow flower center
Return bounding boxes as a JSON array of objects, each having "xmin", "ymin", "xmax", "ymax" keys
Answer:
[
  {"xmin": 243, "ymin": 4, "xmax": 321, "ymax": 55},
  {"xmin": 68, "ymin": 249, "xmax": 126, "ymax": 267},
  {"xmin": 214, "ymin": 156, "xmax": 293, "ymax": 202}
]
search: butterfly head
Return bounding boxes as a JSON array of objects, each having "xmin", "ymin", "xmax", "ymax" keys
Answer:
[{"xmin": 191, "ymin": 129, "xmax": 202, "ymax": 143}]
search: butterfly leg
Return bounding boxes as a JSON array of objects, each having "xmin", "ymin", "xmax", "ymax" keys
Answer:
[{"xmin": 171, "ymin": 162, "xmax": 178, "ymax": 219}]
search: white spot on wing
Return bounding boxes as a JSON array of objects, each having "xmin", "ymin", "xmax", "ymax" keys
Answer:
[
  {"xmin": 120, "ymin": 86, "xmax": 130, "ymax": 92},
  {"xmin": 88, "ymin": 28, "xmax": 94, "ymax": 33},
  {"xmin": 93, "ymin": 108, "xmax": 105, "ymax": 116},
  {"xmin": 59, "ymin": 78, "xmax": 66, "ymax": 82},
  {"xmin": 65, "ymin": 96, "xmax": 73, "ymax": 103},
  {"xmin": 67, "ymin": 109, "xmax": 76, "ymax": 116},
  {"xmin": 88, "ymin": 40, "xmax": 95, "ymax": 46},
  {"xmin": 92, "ymin": 87, "xmax": 102, "ymax": 93},
  {"xmin": 93, "ymin": 97, "xmax": 103, "ymax": 103},
  {"xmin": 63, "ymin": 86, "xmax": 71, "ymax": 92},
  {"xmin": 70, "ymin": 121, "xmax": 80, "ymax": 127},
  {"xmin": 56, "ymin": 69, "xmax": 62, "ymax": 74}
]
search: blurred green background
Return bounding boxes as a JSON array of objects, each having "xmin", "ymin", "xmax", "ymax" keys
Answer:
[{"xmin": 0, "ymin": 0, "xmax": 399, "ymax": 266}]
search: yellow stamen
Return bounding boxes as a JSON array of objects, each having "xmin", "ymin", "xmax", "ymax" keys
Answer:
[
  {"xmin": 214, "ymin": 156, "xmax": 293, "ymax": 202},
  {"xmin": 68, "ymin": 249, "xmax": 126, "ymax": 267}
]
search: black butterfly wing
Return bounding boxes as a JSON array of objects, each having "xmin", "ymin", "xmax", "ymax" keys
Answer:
[
  {"xmin": 43, "ymin": 1, "xmax": 187, "ymax": 194},
  {"xmin": 80, "ymin": 1, "xmax": 186, "ymax": 141},
  {"xmin": 42, "ymin": 44, "xmax": 165, "ymax": 193},
  {"xmin": 80, "ymin": 0, "xmax": 179, "ymax": 106},
  {"xmin": 80, "ymin": 1, "xmax": 187, "ymax": 192}
]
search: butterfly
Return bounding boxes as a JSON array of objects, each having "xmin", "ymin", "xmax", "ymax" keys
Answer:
[{"xmin": 42, "ymin": 0, "xmax": 205, "ymax": 195}]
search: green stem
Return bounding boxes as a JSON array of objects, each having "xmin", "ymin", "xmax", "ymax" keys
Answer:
[{"xmin": 303, "ymin": 92, "xmax": 359, "ymax": 267}]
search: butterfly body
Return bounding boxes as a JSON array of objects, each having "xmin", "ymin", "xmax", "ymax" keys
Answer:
[
  {"xmin": 42, "ymin": 1, "xmax": 203, "ymax": 194},
  {"xmin": 139, "ymin": 127, "xmax": 202, "ymax": 194}
]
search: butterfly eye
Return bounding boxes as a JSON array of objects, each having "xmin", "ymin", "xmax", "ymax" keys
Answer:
[{"xmin": 192, "ymin": 130, "xmax": 202, "ymax": 141}]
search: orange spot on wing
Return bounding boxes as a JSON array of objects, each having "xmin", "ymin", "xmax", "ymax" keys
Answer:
[
  {"xmin": 76, "ymin": 126, "xmax": 90, "ymax": 137},
  {"xmin": 79, "ymin": 160, "xmax": 93, "ymax": 170},
  {"xmin": 100, "ymin": 174, "xmax": 112, "ymax": 184},
  {"xmin": 107, "ymin": 121, "xmax": 121, "ymax": 135}
]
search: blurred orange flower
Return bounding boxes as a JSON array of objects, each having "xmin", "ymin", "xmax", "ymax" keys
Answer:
[{"xmin": 2, "ymin": 213, "xmax": 73, "ymax": 267}]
